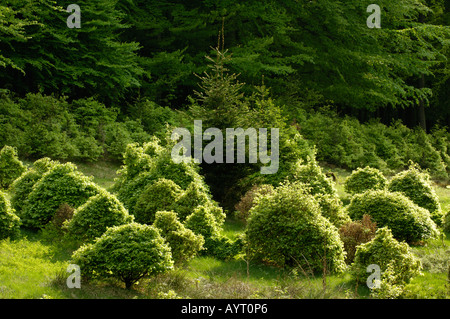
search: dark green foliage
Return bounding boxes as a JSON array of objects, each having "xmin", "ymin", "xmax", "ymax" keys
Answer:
[
  {"xmin": 351, "ymin": 227, "xmax": 422, "ymax": 297},
  {"xmin": 0, "ymin": 190, "xmax": 20, "ymax": 239},
  {"xmin": 65, "ymin": 190, "xmax": 134, "ymax": 242},
  {"xmin": 9, "ymin": 157, "xmax": 57, "ymax": 214},
  {"xmin": 0, "ymin": 145, "xmax": 25, "ymax": 189},
  {"xmin": 388, "ymin": 163, "xmax": 443, "ymax": 226},
  {"xmin": 245, "ymin": 181, "xmax": 346, "ymax": 273},
  {"xmin": 71, "ymin": 222, "xmax": 173, "ymax": 289},
  {"xmin": 21, "ymin": 162, "xmax": 101, "ymax": 229},
  {"xmin": 153, "ymin": 211, "xmax": 204, "ymax": 264},
  {"xmin": 444, "ymin": 211, "xmax": 450, "ymax": 233},
  {"xmin": 133, "ymin": 178, "xmax": 183, "ymax": 225},
  {"xmin": 347, "ymin": 190, "xmax": 439, "ymax": 243},
  {"xmin": 344, "ymin": 166, "xmax": 387, "ymax": 195}
]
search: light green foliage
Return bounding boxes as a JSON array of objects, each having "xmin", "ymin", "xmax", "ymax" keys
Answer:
[
  {"xmin": 347, "ymin": 190, "xmax": 439, "ymax": 243},
  {"xmin": 0, "ymin": 190, "xmax": 20, "ymax": 239},
  {"xmin": 133, "ymin": 178, "xmax": 183, "ymax": 225},
  {"xmin": 0, "ymin": 145, "xmax": 25, "ymax": 189},
  {"xmin": 289, "ymin": 159, "xmax": 337, "ymax": 196},
  {"xmin": 174, "ymin": 181, "xmax": 212, "ymax": 221},
  {"xmin": 10, "ymin": 157, "xmax": 58, "ymax": 214},
  {"xmin": 245, "ymin": 181, "xmax": 346, "ymax": 273},
  {"xmin": 344, "ymin": 166, "xmax": 387, "ymax": 195},
  {"xmin": 154, "ymin": 211, "xmax": 204, "ymax": 264},
  {"xmin": 314, "ymin": 193, "xmax": 351, "ymax": 229},
  {"xmin": 71, "ymin": 222, "xmax": 173, "ymax": 289},
  {"xmin": 388, "ymin": 163, "xmax": 443, "ymax": 226},
  {"xmin": 21, "ymin": 162, "xmax": 101, "ymax": 229},
  {"xmin": 351, "ymin": 227, "xmax": 422, "ymax": 296},
  {"xmin": 65, "ymin": 190, "xmax": 134, "ymax": 242}
]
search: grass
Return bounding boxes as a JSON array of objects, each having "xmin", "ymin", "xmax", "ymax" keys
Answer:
[{"xmin": 1, "ymin": 160, "xmax": 449, "ymax": 299}]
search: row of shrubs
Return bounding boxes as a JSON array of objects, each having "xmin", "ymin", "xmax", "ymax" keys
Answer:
[
  {"xmin": 296, "ymin": 109, "xmax": 450, "ymax": 180},
  {"xmin": 0, "ymin": 92, "xmax": 179, "ymax": 162},
  {"xmin": 0, "ymin": 140, "xmax": 448, "ymax": 295}
]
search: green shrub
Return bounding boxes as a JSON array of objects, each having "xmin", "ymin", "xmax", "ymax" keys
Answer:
[
  {"xmin": 65, "ymin": 190, "xmax": 134, "ymax": 242},
  {"xmin": 10, "ymin": 157, "xmax": 58, "ymax": 214},
  {"xmin": 347, "ymin": 190, "xmax": 439, "ymax": 243},
  {"xmin": 183, "ymin": 204, "xmax": 238, "ymax": 259},
  {"xmin": 173, "ymin": 181, "xmax": 211, "ymax": 221},
  {"xmin": 154, "ymin": 211, "xmax": 204, "ymax": 264},
  {"xmin": 0, "ymin": 145, "xmax": 26, "ymax": 189},
  {"xmin": 351, "ymin": 227, "xmax": 422, "ymax": 296},
  {"xmin": 338, "ymin": 214, "xmax": 377, "ymax": 264},
  {"xmin": 289, "ymin": 159, "xmax": 337, "ymax": 196},
  {"xmin": 388, "ymin": 163, "xmax": 443, "ymax": 226},
  {"xmin": 133, "ymin": 178, "xmax": 183, "ymax": 224},
  {"xmin": 444, "ymin": 211, "xmax": 450, "ymax": 233},
  {"xmin": 0, "ymin": 190, "xmax": 21, "ymax": 239},
  {"xmin": 314, "ymin": 193, "xmax": 351, "ymax": 229},
  {"xmin": 21, "ymin": 162, "xmax": 101, "ymax": 229},
  {"xmin": 245, "ymin": 181, "xmax": 346, "ymax": 273},
  {"xmin": 71, "ymin": 222, "xmax": 173, "ymax": 289},
  {"xmin": 344, "ymin": 166, "xmax": 387, "ymax": 195}
]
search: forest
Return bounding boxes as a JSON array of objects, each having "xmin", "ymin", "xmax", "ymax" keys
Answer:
[{"xmin": 0, "ymin": 0, "xmax": 449, "ymax": 301}]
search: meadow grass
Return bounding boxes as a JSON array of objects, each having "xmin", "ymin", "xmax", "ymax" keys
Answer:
[{"xmin": 0, "ymin": 161, "xmax": 448, "ymax": 299}]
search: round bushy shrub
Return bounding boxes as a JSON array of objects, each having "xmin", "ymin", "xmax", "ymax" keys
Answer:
[
  {"xmin": 184, "ymin": 205, "xmax": 241, "ymax": 259},
  {"xmin": 71, "ymin": 222, "xmax": 173, "ymax": 289},
  {"xmin": 344, "ymin": 166, "xmax": 387, "ymax": 195},
  {"xmin": 0, "ymin": 190, "xmax": 21, "ymax": 239},
  {"xmin": 174, "ymin": 181, "xmax": 211, "ymax": 221},
  {"xmin": 314, "ymin": 193, "xmax": 351, "ymax": 228},
  {"xmin": 10, "ymin": 157, "xmax": 58, "ymax": 214},
  {"xmin": 347, "ymin": 190, "xmax": 439, "ymax": 243},
  {"xmin": 0, "ymin": 145, "xmax": 26, "ymax": 189},
  {"xmin": 65, "ymin": 190, "xmax": 134, "ymax": 242},
  {"xmin": 133, "ymin": 178, "xmax": 183, "ymax": 224},
  {"xmin": 21, "ymin": 162, "xmax": 101, "ymax": 229},
  {"xmin": 154, "ymin": 211, "xmax": 204, "ymax": 264},
  {"xmin": 289, "ymin": 159, "xmax": 337, "ymax": 196},
  {"xmin": 351, "ymin": 227, "xmax": 422, "ymax": 294},
  {"xmin": 245, "ymin": 182, "xmax": 346, "ymax": 273},
  {"xmin": 388, "ymin": 163, "xmax": 443, "ymax": 226}
]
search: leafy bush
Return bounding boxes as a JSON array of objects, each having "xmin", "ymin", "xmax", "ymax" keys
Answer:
[
  {"xmin": 65, "ymin": 190, "xmax": 134, "ymax": 242},
  {"xmin": 71, "ymin": 222, "xmax": 173, "ymax": 289},
  {"xmin": 173, "ymin": 181, "xmax": 212, "ymax": 221},
  {"xmin": 0, "ymin": 145, "xmax": 25, "ymax": 189},
  {"xmin": 344, "ymin": 166, "xmax": 387, "ymax": 195},
  {"xmin": 184, "ymin": 204, "xmax": 239, "ymax": 259},
  {"xmin": 245, "ymin": 181, "xmax": 346, "ymax": 273},
  {"xmin": 9, "ymin": 157, "xmax": 58, "ymax": 214},
  {"xmin": 133, "ymin": 178, "xmax": 183, "ymax": 224},
  {"xmin": 314, "ymin": 193, "xmax": 351, "ymax": 229},
  {"xmin": 338, "ymin": 214, "xmax": 377, "ymax": 264},
  {"xmin": 444, "ymin": 211, "xmax": 450, "ymax": 233},
  {"xmin": 289, "ymin": 159, "xmax": 337, "ymax": 196},
  {"xmin": 21, "ymin": 162, "xmax": 101, "ymax": 229},
  {"xmin": 154, "ymin": 211, "xmax": 204, "ymax": 264},
  {"xmin": 388, "ymin": 163, "xmax": 443, "ymax": 226},
  {"xmin": 0, "ymin": 190, "xmax": 21, "ymax": 239},
  {"xmin": 351, "ymin": 227, "xmax": 422, "ymax": 297},
  {"xmin": 347, "ymin": 190, "xmax": 439, "ymax": 243}
]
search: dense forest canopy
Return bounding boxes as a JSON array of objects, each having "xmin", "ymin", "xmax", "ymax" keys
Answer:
[{"xmin": 0, "ymin": 0, "xmax": 449, "ymax": 128}]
